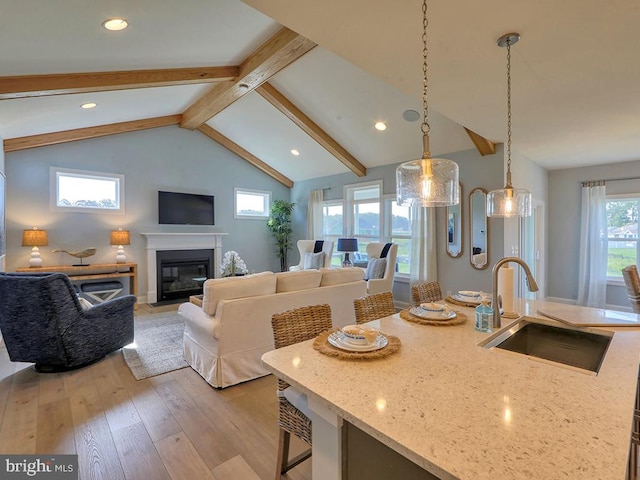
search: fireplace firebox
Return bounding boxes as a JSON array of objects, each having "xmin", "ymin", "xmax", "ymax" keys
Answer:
[{"xmin": 156, "ymin": 249, "xmax": 214, "ymax": 302}]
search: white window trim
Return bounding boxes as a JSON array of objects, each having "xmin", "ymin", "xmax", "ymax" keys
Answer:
[
  {"xmin": 234, "ymin": 187, "xmax": 271, "ymax": 219},
  {"xmin": 50, "ymin": 166, "xmax": 125, "ymax": 214}
]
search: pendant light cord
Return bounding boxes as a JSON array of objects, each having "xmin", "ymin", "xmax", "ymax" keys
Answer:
[
  {"xmin": 506, "ymin": 37, "xmax": 512, "ymax": 181},
  {"xmin": 421, "ymin": 0, "xmax": 431, "ymax": 158}
]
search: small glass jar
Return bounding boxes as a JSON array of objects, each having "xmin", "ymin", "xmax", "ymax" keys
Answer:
[{"xmin": 475, "ymin": 299, "xmax": 493, "ymax": 333}]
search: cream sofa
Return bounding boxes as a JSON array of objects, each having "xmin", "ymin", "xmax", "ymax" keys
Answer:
[{"xmin": 178, "ymin": 268, "xmax": 367, "ymax": 388}]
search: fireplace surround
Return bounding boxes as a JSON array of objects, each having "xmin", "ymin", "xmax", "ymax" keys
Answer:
[{"xmin": 141, "ymin": 232, "xmax": 227, "ymax": 304}]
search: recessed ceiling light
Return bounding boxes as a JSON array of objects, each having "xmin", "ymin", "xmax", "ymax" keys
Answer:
[
  {"xmin": 374, "ymin": 121, "xmax": 387, "ymax": 131},
  {"xmin": 81, "ymin": 102, "xmax": 97, "ymax": 109},
  {"xmin": 102, "ymin": 18, "xmax": 128, "ymax": 31},
  {"xmin": 290, "ymin": 149, "xmax": 300, "ymax": 156}
]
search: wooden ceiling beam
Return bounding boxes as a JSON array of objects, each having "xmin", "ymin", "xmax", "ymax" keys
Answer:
[
  {"xmin": 197, "ymin": 124, "xmax": 293, "ymax": 188},
  {"xmin": 464, "ymin": 127, "xmax": 496, "ymax": 156},
  {"xmin": 0, "ymin": 67, "xmax": 238, "ymax": 100},
  {"xmin": 181, "ymin": 27, "xmax": 316, "ymax": 129},
  {"xmin": 256, "ymin": 82, "xmax": 366, "ymax": 177},
  {"xmin": 3, "ymin": 115, "xmax": 182, "ymax": 152}
]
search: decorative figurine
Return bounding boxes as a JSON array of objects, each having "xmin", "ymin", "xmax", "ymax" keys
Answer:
[{"xmin": 52, "ymin": 247, "xmax": 97, "ymax": 266}]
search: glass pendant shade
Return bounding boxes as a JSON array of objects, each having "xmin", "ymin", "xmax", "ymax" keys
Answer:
[
  {"xmin": 396, "ymin": 157, "xmax": 459, "ymax": 207},
  {"xmin": 486, "ymin": 186, "xmax": 531, "ymax": 217}
]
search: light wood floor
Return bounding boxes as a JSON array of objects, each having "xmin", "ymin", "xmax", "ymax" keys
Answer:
[{"xmin": 0, "ymin": 303, "xmax": 312, "ymax": 480}]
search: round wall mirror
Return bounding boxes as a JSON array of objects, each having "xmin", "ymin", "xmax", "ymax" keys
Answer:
[
  {"xmin": 469, "ymin": 187, "xmax": 489, "ymax": 270},
  {"xmin": 446, "ymin": 182, "xmax": 463, "ymax": 258}
]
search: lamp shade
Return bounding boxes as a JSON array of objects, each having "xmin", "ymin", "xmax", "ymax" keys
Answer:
[
  {"xmin": 337, "ymin": 238, "xmax": 358, "ymax": 252},
  {"xmin": 396, "ymin": 158, "xmax": 459, "ymax": 207},
  {"xmin": 22, "ymin": 228, "xmax": 48, "ymax": 247},
  {"xmin": 110, "ymin": 229, "xmax": 130, "ymax": 246},
  {"xmin": 487, "ymin": 187, "xmax": 532, "ymax": 217}
]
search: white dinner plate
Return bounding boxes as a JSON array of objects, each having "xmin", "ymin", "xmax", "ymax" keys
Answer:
[
  {"xmin": 409, "ymin": 307, "xmax": 457, "ymax": 320},
  {"xmin": 328, "ymin": 332, "xmax": 388, "ymax": 352},
  {"xmin": 452, "ymin": 293, "xmax": 482, "ymax": 305}
]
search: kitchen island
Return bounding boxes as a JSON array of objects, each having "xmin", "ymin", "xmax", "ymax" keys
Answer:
[{"xmin": 261, "ymin": 299, "xmax": 640, "ymax": 479}]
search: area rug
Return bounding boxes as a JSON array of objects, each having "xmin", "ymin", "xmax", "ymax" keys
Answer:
[{"xmin": 123, "ymin": 311, "xmax": 189, "ymax": 380}]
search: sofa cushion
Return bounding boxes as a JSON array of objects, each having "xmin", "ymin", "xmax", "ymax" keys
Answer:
[
  {"xmin": 202, "ymin": 272, "xmax": 276, "ymax": 316},
  {"xmin": 303, "ymin": 251, "xmax": 325, "ymax": 270},
  {"xmin": 276, "ymin": 270, "xmax": 322, "ymax": 293},
  {"xmin": 365, "ymin": 258, "xmax": 387, "ymax": 280},
  {"xmin": 319, "ymin": 267, "xmax": 365, "ymax": 286}
]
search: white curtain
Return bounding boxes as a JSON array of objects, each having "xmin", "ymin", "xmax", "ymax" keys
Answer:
[
  {"xmin": 307, "ymin": 189, "xmax": 324, "ymax": 239},
  {"xmin": 576, "ymin": 181, "xmax": 607, "ymax": 307},
  {"xmin": 410, "ymin": 205, "xmax": 437, "ymax": 284}
]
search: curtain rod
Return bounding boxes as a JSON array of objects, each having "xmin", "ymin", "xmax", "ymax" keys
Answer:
[{"xmin": 582, "ymin": 176, "xmax": 640, "ymax": 185}]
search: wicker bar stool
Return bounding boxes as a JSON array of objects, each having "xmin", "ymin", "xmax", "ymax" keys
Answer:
[
  {"xmin": 354, "ymin": 292, "xmax": 396, "ymax": 324},
  {"xmin": 411, "ymin": 281, "xmax": 443, "ymax": 305},
  {"xmin": 622, "ymin": 265, "xmax": 640, "ymax": 313},
  {"xmin": 271, "ymin": 303, "xmax": 333, "ymax": 479}
]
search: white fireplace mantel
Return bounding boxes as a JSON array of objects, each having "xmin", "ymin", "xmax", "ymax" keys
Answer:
[{"xmin": 141, "ymin": 232, "xmax": 228, "ymax": 304}]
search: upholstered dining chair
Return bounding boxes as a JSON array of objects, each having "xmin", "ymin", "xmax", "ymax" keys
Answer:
[
  {"xmin": 0, "ymin": 272, "xmax": 135, "ymax": 372},
  {"xmin": 271, "ymin": 303, "xmax": 333, "ymax": 479},
  {"xmin": 411, "ymin": 281, "xmax": 443, "ymax": 305},
  {"xmin": 289, "ymin": 240, "xmax": 334, "ymax": 271},
  {"xmin": 622, "ymin": 265, "xmax": 640, "ymax": 313},
  {"xmin": 354, "ymin": 292, "xmax": 396, "ymax": 324}
]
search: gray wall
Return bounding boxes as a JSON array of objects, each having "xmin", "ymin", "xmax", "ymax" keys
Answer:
[
  {"xmin": 549, "ymin": 159, "xmax": 640, "ymax": 307},
  {"xmin": 291, "ymin": 146, "xmax": 506, "ymax": 305},
  {"xmin": 4, "ymin": 125, "xmax": 290, "ymax": 301}
]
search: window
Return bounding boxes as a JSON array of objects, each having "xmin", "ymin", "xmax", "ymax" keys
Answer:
[
  {"xmin": 50, "ymin": 167, "xmax": 124, "ymax": 213},
  {"xmin": 606, "ymin": 196, "xmax": 639, "ymax": 279},
  {"xmin": 345, "ymin": 181, "xmax": 382, "ymax": 262},
  {"xmin": 386, "ymin": 198, "xmax": 412, "ymax": 275},
  {"xmin": 234, "ymin": 188, "xmax": 271, "ymax": 219},
  {"xmin": 322, "ymin": 201, "xmax": 343, "ymax": 266}
]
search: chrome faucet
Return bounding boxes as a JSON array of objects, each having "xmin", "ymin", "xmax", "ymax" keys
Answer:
[{"xmin": 492, "ymin": 257, "xmax": 539, "ymax": 329}]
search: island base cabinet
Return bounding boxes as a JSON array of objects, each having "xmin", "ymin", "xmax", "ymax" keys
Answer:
[
  {"xmin": 629, "ymin": 366, "xmax": 640, "ymax": 480},
  {"xmin": 343, "ymin": 422, "xmax": 440, "ymax": 480}
]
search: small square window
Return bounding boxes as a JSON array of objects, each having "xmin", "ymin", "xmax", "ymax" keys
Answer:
[
  {"xmin": 50, "ymin": 167, "xmax": 125, "ymax": 214},
  {"xmin": 234, "ymin": 188, "xmax": 271, "ymax": 219}
]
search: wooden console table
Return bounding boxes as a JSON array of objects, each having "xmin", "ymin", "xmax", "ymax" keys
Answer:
[{"xmin": 17, "ymin": 262, "xmax": 138, "ymax": 309}]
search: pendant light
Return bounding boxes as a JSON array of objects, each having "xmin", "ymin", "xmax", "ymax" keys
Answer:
[
  {"xmin": 487, "ymin": 33, "xmax": 532, "ymax": 217},
  {"xmin": 396, "ymin": 0, "xmax": 459, "ymax": 208}
]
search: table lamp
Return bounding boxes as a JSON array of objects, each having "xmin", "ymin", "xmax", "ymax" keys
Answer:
[
  {"xmin": 22, "ymin": 227, "xmax": 48, "ymax": 267},
  {"xmin": 110, "ymin": 228, "xmax": 130, "ymax": 264},
  {"xmin": 337, "ymin": 238, "xmax": 358, "ymax": 267}
]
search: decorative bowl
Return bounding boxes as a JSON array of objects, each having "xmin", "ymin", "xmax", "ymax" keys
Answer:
[
  {"xmin": 458, "ymin": 290, "xmax": 481, "ymax": 298},
  {"xmin": 420, "ymin": 302, "xmax": 447, "ymax": 312},
  {"xmin": 341, "ymin": 325, "xmax": 379, "ymax": 345}
]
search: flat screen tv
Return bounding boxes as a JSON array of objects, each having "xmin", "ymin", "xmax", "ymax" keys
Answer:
[{"xmin": 158, "ymin": 191, "xmax": 215, "ymax": 225}]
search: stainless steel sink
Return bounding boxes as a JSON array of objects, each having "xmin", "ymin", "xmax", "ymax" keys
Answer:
[{"xmin": 478, "ymin": 316, "xmax": 614, "ymax": 374}]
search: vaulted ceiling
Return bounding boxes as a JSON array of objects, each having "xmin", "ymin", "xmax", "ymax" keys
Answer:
[{"xmin": 2, "ymin": 0, "xmax": 640, "ymax": 186}]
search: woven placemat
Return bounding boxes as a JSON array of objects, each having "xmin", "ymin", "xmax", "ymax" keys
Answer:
[
  {"xmin": 400, "ymin": 308, "xmax": 468, "ymax": 326},
  {"xmin": 313, "ymin": 329, "xmax": 401, "ymax": 360},
  {"xmin": 445, "ymin": 295, "xmax": 481, "ymax": 308}
]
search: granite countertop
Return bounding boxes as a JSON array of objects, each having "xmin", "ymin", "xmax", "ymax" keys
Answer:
[{"xmin": 261, "ymin": 298, "xmax": 640, "ymax": 480}]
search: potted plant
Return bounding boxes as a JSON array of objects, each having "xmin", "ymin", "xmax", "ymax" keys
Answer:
[
  {"xmin": 267, "ymin": 200, "xmax": 295, "ymax": 272},
  {"xmin": 220, "ymin": 250, "xmax": 248, "ymax": 277}
]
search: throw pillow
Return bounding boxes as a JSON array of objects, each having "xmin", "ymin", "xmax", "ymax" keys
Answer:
[
  {"xmin": 303, "ymin": 251, "xmax": 325, "ymax": 270},
  {"xmin": 365, "ymin": 258, "xmax": 387, "ymax": 280},
  {"xmin": 77, "ymin": 296, "xmax": 93, "ymax": 310}
]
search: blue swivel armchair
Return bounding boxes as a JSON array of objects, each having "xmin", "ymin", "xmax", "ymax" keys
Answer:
[{"xmin": 0, "ymin": 272, "xmax": 135, "ymax": 372}]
